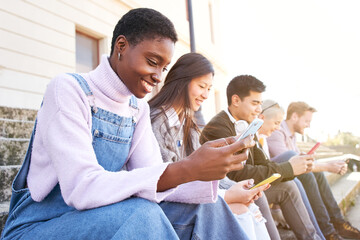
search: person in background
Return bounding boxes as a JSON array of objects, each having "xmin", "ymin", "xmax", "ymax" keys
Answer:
[
  {"xmin": 258, "ymin": 99, "xmax": 325, "ymax": 240},
  {"xmin": 149, "ymin": 53, "xmax": 270, "ymax": 240},
  {"xmin": 267, "ymin": 101, "xmax": 360, "ymax": 240},
  {"xmin": 200, "ymin": 75, "xmax": 322, "ymax": 240},
  {"xmin": 1, "ymin": 8, "xmax": 254, "ymax": 240}
]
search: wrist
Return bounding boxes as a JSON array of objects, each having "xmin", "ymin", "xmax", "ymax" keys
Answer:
[
  {"xmin": 176, "ymin": 157, "xmax": 198, "ymax": 182},
  {"xmin": 157, "ymin": 160, "xmax": 196, "ymax": 192},
  {"xmin": 224, "ymin": 189, "xmax": 234, "ymax": 204}
]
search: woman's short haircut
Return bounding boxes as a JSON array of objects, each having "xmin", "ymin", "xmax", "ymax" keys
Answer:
[
  {"xmin": 286, "ymin": 101, "xmax": 317, "ymax": 120},
  {"xmin": 261, "ymin": 99, "xmax": 284, "ymax": 119},
  {"xmin": 226, "ymin": 75, "xmax": 266, "ymax": 106},
  {"xmin": 110, "ymin": 8, "xmax": 178, "ymax": 55}
]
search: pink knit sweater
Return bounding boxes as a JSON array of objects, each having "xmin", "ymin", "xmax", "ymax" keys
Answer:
[{"xmin": 27, "ymin": 55, "xmax": 218, "ymax": 210}]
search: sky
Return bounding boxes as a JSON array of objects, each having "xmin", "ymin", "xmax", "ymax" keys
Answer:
[{"xmin": 219, "ymin": 0, "xmax": 360, "ymax": 142}]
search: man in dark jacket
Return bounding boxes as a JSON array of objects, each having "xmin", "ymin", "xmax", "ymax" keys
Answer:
[{"xmin": 200, "ymin": 75, "xmax": 322, "ymax": 240}]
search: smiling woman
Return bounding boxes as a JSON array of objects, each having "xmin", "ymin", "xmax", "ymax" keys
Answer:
[
  {"xmin": 110, "ymin": 37, "xmax": 175, "ymax": 97},
  {"xmin": 1, "ymin": 7, "xmax": 254, "ymax": 240},
  {"xmin": 149, "ymin": 52, "xmax": 215, "ymax": 155},
  {"xmin": 149, "ymin": 53, "xmax": 271, "ymax": 240}
]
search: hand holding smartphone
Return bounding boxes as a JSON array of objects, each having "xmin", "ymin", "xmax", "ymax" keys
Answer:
[
  {"xmin": 307, "ymin": 142, "xmax": 321, "ymax": 155},
  {"xmin": 249, "ymin": 173, "xmax": 281, "ymax": 190},
  {"xmin": 237, "ymin": 118, "xmax": 264, "ymax": 141}
]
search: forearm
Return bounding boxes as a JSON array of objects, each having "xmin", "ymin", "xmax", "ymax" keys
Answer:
[
  {"xmin": 157, "ymin": 159, "xmax": 195, "ymax": 191},
  {"xmin": 312, "ymin": 162, "xmax": 327, "ymax": 172}
]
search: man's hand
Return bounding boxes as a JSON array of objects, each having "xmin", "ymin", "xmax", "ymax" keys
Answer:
[
  {"xmin": 289, "ymin": 155, "xmax": 314, "ymax": 176},
  {"xmin": 313, "ymin": 160, "xmax": 348, "ymax": 175},
  {"xmin": 224, "ymin": 179, "xmax": 270, "ymax": 206}
]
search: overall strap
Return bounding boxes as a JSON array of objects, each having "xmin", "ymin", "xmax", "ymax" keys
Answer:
[
  {"xmin": 129, "ymin": 95, "xmax": 138, "ymax": 109},
  {"xmin": 67, "ymin": 73, "xmax": 93, "ymax": 96},
  {"xmin": 129, "ymin": 95, "xmax": 139, "ymax": 123},
  {"xmin": 67, "ymin": 73, "xmax": 98, "ymax": 112},
  {"xmin": 12, "ymin": 120, "xmax": 37, "ymax": 190},
  {"xmin": 12, "ymin": 101, "xmax": 43, "ymax": 191}
]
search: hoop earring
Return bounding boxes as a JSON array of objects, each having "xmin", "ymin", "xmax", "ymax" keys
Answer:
[{"xmin": 118, "ymin": 52, "xmax": 121, "ymax": 60}]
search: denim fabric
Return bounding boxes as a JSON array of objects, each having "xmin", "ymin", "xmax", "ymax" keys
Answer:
[
  {"xmin": 159, "ymin": 197, "xmax": 250, "ymax": 240},
  {"xmin": 297, "ymin": 172, "xmax": 344, "ymax": 236},
  {"xmin": 255, "ymin": 195, "xmax": 281, "ymax": 240},
  {"xmin": 2, "ymin": 74, "xmax": 249, "ymax": 240},
  {"xmin": 294, "ymin": 178, "xmax": 325, "ymax": 240},
  {"xmin": 265, "ymin": 180, "xmax": 321, "ymax": 240},
  {"xmin": 91, "ymin": 107, "xmax": 135, "ymax": 171},
  {"xmin": 272, "ymin": 151, "xmax": 325, "ymax": 239},
  {"xmin": 313, "ymin": 172, "xmax": 344, "ymax": 224},
  {"xmin": 1, "ymin": 74, "xmax": 178, "ymax": 240}
]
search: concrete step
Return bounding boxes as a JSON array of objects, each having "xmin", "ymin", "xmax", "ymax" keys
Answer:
[
  {"xmin": 0, "ymin": 118, "xmax": 34, "ymax": 139},
  {"xmin": 314, "ymin": 151, "xmax": 344, "ymax": 159},
  {"xmin": 0, "ymin": 201, "xmax": 10, "ymax": 236},
  {"xmin": 317, "ymin": 154, "xmax": 360, "ymax": 162},
  {"xmin": 0, "ymin": 106, "xmax": 37, "ymax": 121},
  {"xmin": 0, "ymin": 138, "xmax": 29, "ymax": 165},
  {"xmin": 278, "ymin": 170, "xmax": 360, "ymax": 239},
  {"xmin": 330, "ymin": 171, "xmax": 360, "ymax": 215},
  {"xmin": 324, "ymin": 171, "xmax": 344, "ymax": 186},
  {"xmin": 0, "ymin": 165, "xmax": 20, "ymax": 202},
  {"xmin": 300, "ymin": 145, "xmax": 339, "ymax": 153},
  {"xmin": 344, "ymin": 194, "xmax": 360, "ymax": 230}
]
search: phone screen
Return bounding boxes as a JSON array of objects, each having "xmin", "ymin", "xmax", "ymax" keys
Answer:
[
  {"xmin": 249, "ymin": 173, "xmax": 281, "ymax": 190},
  {"xmin": 237, "ymin": 118, "xmax": 264, "ymax": 141}
]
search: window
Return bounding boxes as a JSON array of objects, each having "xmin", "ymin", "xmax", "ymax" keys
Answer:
[{"xmin": 76, "ymin": 31, "xmax": 99, "ymax": 72}]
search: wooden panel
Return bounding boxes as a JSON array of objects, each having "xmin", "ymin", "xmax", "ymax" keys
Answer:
[
  {"xmin": 26, "ymin": 0, "xmax": 113, "ymax": 37},
  {"xmin": 0, "ymin": 49, "xmax": 74, "ymax": 79},
  {"xmin": 60, "ymin": 0, "xmax": 119, "ymax": 26},
  {"xmin": 0, "ymin": 29, "xmax": 74, "ymax": 68},
  {"xmin": 0, "ymin": 68, "xmax": 50, "ymax": 94},
  {"xmin": 0, "ymin": 88, "xmax": 43, "ymax": 110},
  {"xmin": 90, "ymin": 0, "xmax": 133, "ymax": 16},
  {"xmin": 0, "ymin": 10, "xmax": 74, "ymax": 51},
  {"xmin": 0, "ymin": 0, "xmax": 73, "ymax": 35}
]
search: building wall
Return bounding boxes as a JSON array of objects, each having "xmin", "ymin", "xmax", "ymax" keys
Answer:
[{"xmin": 0, "ymin": 0, "xmax": 228, "ymax": 122}]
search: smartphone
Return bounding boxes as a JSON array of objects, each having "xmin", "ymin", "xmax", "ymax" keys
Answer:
[
  {"xmin": 307, "ymin": 142, "xmax": 321, "ymax": 155},
  {"xmin": 249, "ymin": 173, "xmax": 281, "ymax": 190},
  {"xmin": 236, "ymin": 118, "xmax": 264, "ymax": 141}
]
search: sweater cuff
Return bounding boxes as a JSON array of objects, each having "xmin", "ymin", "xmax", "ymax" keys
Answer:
[
  {"xmin": 164, "ymin": 180, "xmax": 219, "ymax": 204},
  {"xmin": 135, "ymin": 163, "xmax": 177, "ymax": 202},
  {"xmin": 278, "ymin": 162, "xmax": 295, "ymax": 180}
]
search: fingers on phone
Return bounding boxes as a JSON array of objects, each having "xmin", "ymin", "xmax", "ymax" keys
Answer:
[{"xmin": 231, "ymin": 151, "xmax": 249, "ymax": 165}]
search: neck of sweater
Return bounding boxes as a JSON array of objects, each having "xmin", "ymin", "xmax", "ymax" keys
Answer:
[{"xmin": 88, "ymin": 54, "xmax": 132, "ymax": 103}]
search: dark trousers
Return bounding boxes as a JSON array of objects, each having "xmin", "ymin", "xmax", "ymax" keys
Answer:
[{"xmin": 297, "ymin": 172, "xmax": 344, "ymax": 236}]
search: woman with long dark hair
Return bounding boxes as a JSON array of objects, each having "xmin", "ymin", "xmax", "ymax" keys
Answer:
[
  {"xmin": 1, "ymin": 9, "xmax": 254, "ymax": 240},
  {"xmin": 150, "ymin": 52, "xmax": 270, "ymax": 240}
]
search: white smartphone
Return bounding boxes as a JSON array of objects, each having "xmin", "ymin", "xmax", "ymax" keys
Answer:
[{"xmin": 236, "ymin": 118, "xmax": 264, "ymax": 141}]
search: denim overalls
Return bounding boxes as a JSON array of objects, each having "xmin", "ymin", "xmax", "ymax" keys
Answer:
[
  {"xmin": 1, "ymin": 73, "xmax": 250, "ymax": 240},
  {"xmin": 1, "ymin": 73, "xmax": 179, "ymax": 240}
]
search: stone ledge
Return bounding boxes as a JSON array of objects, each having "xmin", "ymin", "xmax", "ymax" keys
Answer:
[
  {"xmin": 0, "ymin": 201, "xmax": 10, "ymax": 237},
  {"xmin": 0, "ymin": 165, "xmax": 20, "ymax": 202},
  {"xmin": 331, "ymin": 172, "xmax": 360, "ymax": 215},
  {"xmin": 0, "ymin": 118, "xmax": 34, "ymax": 139},
  {"xmin": 0, "ymin": 138, "xmax": 29, "ymax": 165},
  {"xmin": 0, "ymin": 106, "xmax": 37, "ymax": 121}
]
